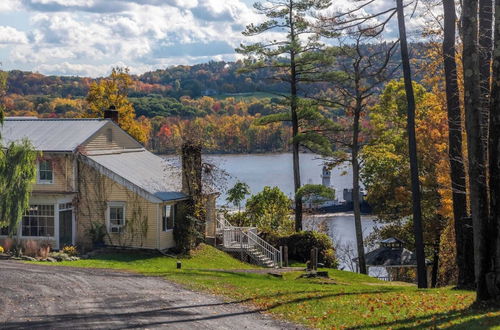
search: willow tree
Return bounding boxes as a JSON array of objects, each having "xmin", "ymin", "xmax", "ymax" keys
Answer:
[
  {"xmin": 0, "ymin": 72, "xmax": 38, "ymax": 237},
  {"xmin": 237, "ymin": 0, "xmax": 332, "ymax": 231},
  {"xmin": 85, "ymin": 67, "xmax": 151, "ymax": 144}
]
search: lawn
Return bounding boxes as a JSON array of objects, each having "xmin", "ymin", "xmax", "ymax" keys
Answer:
[{"xmin": 51, "ymin": 245, "xmax": 499, "ymax": 329}]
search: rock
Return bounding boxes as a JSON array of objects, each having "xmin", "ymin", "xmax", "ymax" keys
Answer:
[
  {"xmin": 267, "ymin": 272, "xmax": 283, "ymax": 278},
  {"xmin": 46, "ymin": 257, "xmax": 57, "ymax": 263},
  {"xmin": 20, "ymin": 256, "xmax": 37, "ymax": 262}
]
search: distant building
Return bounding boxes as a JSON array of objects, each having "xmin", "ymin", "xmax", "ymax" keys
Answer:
[
  {"xmin": 202, "ymin": 88, "xmax": 218, "ymax": 96},
  {"xmin": 321, "ymin": 166, "xmax": 331, "ymax": 187},
  {"xmin": 343, "ymin": 188, "xmax": 364, "ymax": 203}
]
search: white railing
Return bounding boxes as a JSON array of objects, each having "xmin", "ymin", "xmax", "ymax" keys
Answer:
[
  {"xmin": 216, "ymin": 214, "xmax": 233, "ymax": 230},
  {"xmin": 246, "ymin": 229, "xmax": 282, "ymax": 267},
  {"xmin": 217, "ymin": 218, "xmax": 282, "ymax": 268}
]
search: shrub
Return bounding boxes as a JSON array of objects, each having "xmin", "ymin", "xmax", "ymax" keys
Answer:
[
  {"xmin": 265, "ymin": 231, "xmax": 338, "ymax": 268},
  {"xmin": 23, "ymin": 240, "xmax": 39, "ymax": 257},
  {"xmin": 62, "ymin": 245, "xmax": 78, "ymax": 256},
  {"xmin": 87, "ymin": 222, "xmax": 107, "ymax": 245},
  {"xmin": 0, "ymin": 237, "xmax": 14, "ymax": 253},
  {"xmin": 0, "ymin": 246, "xmax": 4, "ymax": 253}
]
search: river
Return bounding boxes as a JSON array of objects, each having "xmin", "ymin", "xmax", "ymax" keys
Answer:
[{"xmin": 164, "ymin": 152, "xmax": 379, "ymax": 270}]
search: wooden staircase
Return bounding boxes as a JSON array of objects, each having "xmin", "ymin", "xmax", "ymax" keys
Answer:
[{"xmin": 216, "ymin": 216, "xmax": 282, "ymax": 268}]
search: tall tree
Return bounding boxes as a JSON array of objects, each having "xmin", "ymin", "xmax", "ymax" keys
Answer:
[
  {"xmin": 396, "ymin": 0, "xmax": 428, "ymax": 288},
  {"xmin": 238, "ymin": 0, "xmax": 332, "ymax": 231},
  {"xmin": 462, "ymin": 0, "xmax": 492, "ymax": 301},
  {"xmin": 479, "ymin": 0, "xmax": 493, "ymax": 151},
  {"xmin": 85, "ymin": 67, "xmax": 151, "ymax": 144},
  {"xmin": 442, "ymin": 0, "xmax": 475, "ymax": 288},
  {"xmin": 362, "ymin": 80, "xmax": 449, "ymax": 286},
  {"xmin": 314, "ymin": 33, "xmax": 397, "ymax": 274},
  {"xmin": 486, "ymin": 0, "xmax": 500, "ymax": 301}
]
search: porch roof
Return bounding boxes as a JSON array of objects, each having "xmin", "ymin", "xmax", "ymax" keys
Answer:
[{"xmin": 84, "ymin": 150, "xmax": 188, "ymax": 203}]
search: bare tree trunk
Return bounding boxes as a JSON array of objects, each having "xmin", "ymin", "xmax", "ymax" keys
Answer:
[
  {"xmin": 479, "ymin": 0, "xmax": 493, "ymax": 152},
  {"xmin": 431, "ymin": 241, "xmax": 440, "ymax": 288},
  {"xmin": 396, "ymin": 0, "xmax": 428, "ymax": 288},
  {"xmin": 486, "ymin": 0, "xmax": 500, "ymax": 300},
  {"xmin": 442, "ymin": 0, "xmax": 475, "ymax": 288},
  {"xmin": 462, "ymin": 0, "xmax": 493, "ymax": 301},
  {"xmin": 290, "ymin": 4, "xmax": 302, "ymax": 232},
  {"xmin": 352, "ymin": 99, "xmax": 366, "ymax": 274}
]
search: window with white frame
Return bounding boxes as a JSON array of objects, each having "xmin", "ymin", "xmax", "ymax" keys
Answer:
[
  {"xmin": 162, "ymin": 204, "xmax": 175, "ymax": 231},
  {"xmin": 37, "ymin": 160, "xmax": 53, "ymax": 184},
  {"xmin": 108, "ymin": 202, "xmax": 125, "ymax": 233},
  {"xmin": 22, "ymin": 204, "xmax": 55, "ymax": 237}
]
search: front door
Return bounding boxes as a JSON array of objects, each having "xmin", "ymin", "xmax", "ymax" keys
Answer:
[{"xmin": 59, "ymin": 209, "xmax": 73, "ymax": 248}]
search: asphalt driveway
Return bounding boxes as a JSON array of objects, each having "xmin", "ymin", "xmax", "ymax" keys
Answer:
[{"xmin": 0, "ymin": 260, "xmax": 302, "ymax": 329}]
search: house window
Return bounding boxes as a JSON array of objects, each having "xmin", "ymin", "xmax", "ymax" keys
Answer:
[
  {"xmin": 0, "ymin": 226, "xmax": 9, "ymax": 236},
  {"xmin": 162, "ymin": 204, "xmax": 175, "ymax": 231},
  {"xmin": 21, "ymin": 204, "xmax": 55, "ymax": 237},
  {"xmin": 38, "ymin": 160, "xmax": 53, "ymax": 184},
  {"xmin": 108, "ymin": 202, "xmax": 125, "ymax": 233}
]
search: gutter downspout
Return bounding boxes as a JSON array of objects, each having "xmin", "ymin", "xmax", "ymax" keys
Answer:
[{"xmin": 156, "ymin": 203, "xmax": 160, "ymax": 250}]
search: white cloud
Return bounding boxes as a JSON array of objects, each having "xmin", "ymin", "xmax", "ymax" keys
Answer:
[
  {"xmin": 0, "ymin": 0, "xmax": 22, "ymax": 12},
  {"xmin": 0, "ymin": 0, "xmax": 429, "ymax": 77},
  {"xmin": 0, "ymin": 26, "xmax": 28, "ymax": 44}
]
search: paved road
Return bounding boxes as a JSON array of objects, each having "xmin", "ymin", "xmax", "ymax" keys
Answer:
[{"xmin": 0, "ymin": 261, "xmax": 302, "ymax": 329}]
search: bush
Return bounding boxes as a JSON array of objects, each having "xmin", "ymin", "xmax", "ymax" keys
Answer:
[
  {"xmin": 87, "ymin": 222, "xmax": 107, "ymax": 246},
  {"xmin": 62, "ymin": 245, "xmax": 78, "ymax": 256},
  {"xmin": 0, "ymin": 246, "xmax": 4, "ymax": 253},
  {"xmin": 264, "ymin": 231, "xmax": 338, "ymax": 268},
  {"xmin": 0, "ymin": 237, "xmax": 13, "ymax": 253},
  {"xmin": 23, "ymin": 240, "xmax": 39, "ymax": 257}
]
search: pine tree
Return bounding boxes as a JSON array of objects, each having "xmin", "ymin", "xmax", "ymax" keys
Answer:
[{"xmin": 237, "ymin": 0, "xmax": 332, "ymax": 231}]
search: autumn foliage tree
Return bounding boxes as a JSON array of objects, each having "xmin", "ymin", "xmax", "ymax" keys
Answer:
[
  {"xmin": 85, "ymin": 67, "xmax": 151, "ymax": 144},
  {"xmin": 362, "ymin": 80, "xmax": 450, "ymax": 286}
]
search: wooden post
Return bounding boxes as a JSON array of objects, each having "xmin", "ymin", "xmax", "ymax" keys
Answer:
[
  {"xmin": 315, "ymin": 248, "xmax": 319, "ymax": 271},
  {"xmin": 284, "ymin": 245, "xmax": 289, "ymax": 267}
]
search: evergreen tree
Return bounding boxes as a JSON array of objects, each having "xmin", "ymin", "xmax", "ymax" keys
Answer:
[{"xmin": 237, "ymin": 0, "xmax": 332, "ymax": 231}]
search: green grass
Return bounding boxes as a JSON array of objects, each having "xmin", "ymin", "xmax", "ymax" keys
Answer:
[{"xmin": 43, "ymin": 245, "xmax": 499, "ymax": 329}]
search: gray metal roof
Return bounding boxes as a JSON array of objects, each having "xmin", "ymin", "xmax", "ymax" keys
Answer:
[
  {"xmin": 0, "ymin": 118, "xmax": 109, "ymax": 152},
  {"xmin": 86, "ymin": 150, "xmax": 187, "ymax": 202}
]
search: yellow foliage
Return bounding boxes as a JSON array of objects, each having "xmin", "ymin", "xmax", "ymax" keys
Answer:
[
  {"xmin": 84, "ymin": 67, "xmax": 151, "ymax": 144},
  {"xmin": 62, "ymin": 245, "xmax": 78, "ymax": 256}
]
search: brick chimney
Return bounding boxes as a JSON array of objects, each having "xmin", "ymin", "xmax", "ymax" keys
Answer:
[{"xmin": 104, "ymin": 106, "xmax": 119, "ymax": 123}]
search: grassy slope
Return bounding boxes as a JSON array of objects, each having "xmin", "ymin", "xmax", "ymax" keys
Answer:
[{"xmin": 51, "ymin": 245, "xmax": 499, "ymax": 329}]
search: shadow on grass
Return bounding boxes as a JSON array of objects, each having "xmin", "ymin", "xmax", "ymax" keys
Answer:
[{"xmin": 354, "ymin": 304, "xmax": 499, "ymax": 330}]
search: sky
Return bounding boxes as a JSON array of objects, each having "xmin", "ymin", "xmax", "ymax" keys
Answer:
[{"xmin": 0, "ymin": 0, "xmax": 422, "ymax": 78}]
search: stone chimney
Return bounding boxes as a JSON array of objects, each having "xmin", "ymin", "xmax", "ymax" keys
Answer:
[
  {"xmin": 181, "ymin": 142, "xmax": 202, "ymax": 196},
  {"xmin": 104, "ymin": 105, "xmax": 119, "ymax": 123}
]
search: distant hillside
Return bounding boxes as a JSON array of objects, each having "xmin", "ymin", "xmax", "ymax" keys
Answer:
[{"xmin": 3, "ymin": 43, "xmax": 430, "ymax": 101}]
